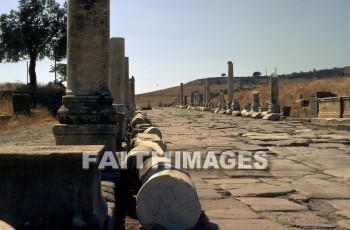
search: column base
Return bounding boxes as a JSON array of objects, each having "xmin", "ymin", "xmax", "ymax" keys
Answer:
[
  {"xmin": 52, "ymin": 124, "xmax": 117, "ymax": 152},
  {"xmin": 57, "ymin": 95, "xmax": 117, "ymax": 124}
]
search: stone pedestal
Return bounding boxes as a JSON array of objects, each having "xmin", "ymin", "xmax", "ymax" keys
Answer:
[
  {"xmin": 0, "ymin": 145, "xmax": 108, "ymax": 229},
  {"xmin": 318, "ymin": 97, "xmax": 342, "ymax": 118},
  {"xmin": 342, "ymin": 97, "xmax": 350, "ymax": 118},
  {"xmin": 54, "ymin": 0, "xmax": 117, "ymax": 151}
]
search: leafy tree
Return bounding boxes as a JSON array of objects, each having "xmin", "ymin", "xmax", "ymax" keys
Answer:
[
  {"xmin": 49, "ymin": 63, "xmax": 66, "ymax": 83},
  {"xmin": 0, "ymin": 0, "xmax": 67, "ymax": 88},
  {"xmin": 253, "ymin": 71, "xmax": 262, "ymax": 85}
]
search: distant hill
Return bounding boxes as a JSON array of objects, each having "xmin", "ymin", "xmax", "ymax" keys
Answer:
[{"xmin": 136, "ymin": 66, "xmax": 350, "ymax": 108}]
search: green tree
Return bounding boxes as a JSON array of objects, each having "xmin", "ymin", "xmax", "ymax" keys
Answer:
[
  {"xmin": 49, "ymin": 63, "xmax": 66, "ymax": 83},
  {"xmin": 0, "ymin": 0, "xmax": 67, "ymax": 88},
  {"xmin": 253, "ymin": 71, "xmax": 262, "ymax": 85}
]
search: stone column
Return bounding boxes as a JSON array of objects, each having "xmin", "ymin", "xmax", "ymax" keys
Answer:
[
  {"xmin": 202, "ymin": 85, "xmax": 206, "ymax": 106},
  {"xmin": 184, "ymin": 96, "xmax": 188, "ymax": 106},
  {"xmin": 227, "ymin": 61, "xmax": 233, "ymax": 109},
  {"xmin": 109, "ymin": 37, "xmax": 125, "ymax": 104},
  {"xmin": 147, "ymin": 100, "xmax": 151, "ymax": 108},
  {"xmin": 125, "ymin": 57, "xmax": 130, "ymax": 107},
  {"xmin": 177, "ymin": 93, "xmax": 181, "ymax": 105},
  {"xmin": 53, "ymin": 0, "xmax": 117, "ymax": 151},
  {"xmin": 205, "ymin": 79, "xmax": 210, "ymax": 107},
  {"xmin": 174, "ymin": 97, "xmax": 178, "ymax": 106},
  {"xmin": 109, "ymin": 37, "xmax": 128, "ymax": 144},
  {"xmin": 180, "ymin": 83, "xmax": 184, "ymax": 105},
  {"xmin": 251, "ymin": 91, "xmax": 260, "ymax": 112},
  {"xmin": 219, "ymin": 92, "xmax": 224, "ymax": 109},
  {"xmin": 268, "ymin": 73, "xmax": 280, "ymax": 113},
  {"xmin": 129, "ymin": 76, "xmax": 135, "ymax": 111}
]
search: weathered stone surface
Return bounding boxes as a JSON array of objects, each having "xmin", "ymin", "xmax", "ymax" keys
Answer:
[
  {"xmin": 261, "ymin": 212, "xmax": 336, "ymax": 229},
  {"xmin": 0, "ymin": 145, "xmax": 108, "ymax": 229},
  {"xmin": 205, "ymin": 219, "xmax": 289, "ymax": 230},
  {"xmin": 238, "ymin": 197, "xmax": 308, "ymax": 212},
  {"xmin": 52, "ymin": 124, "xmax": 117, "ymax": 152},
  {"xmin": 229, "ymin": 184, "xmax": 295, "ymax": 197},
  {"xmin": 132, "ymin": 133, "xmax": 167, "ymax": 154},
  {"xmin": 109, "ymin": 37, "xmax": 126, "ymax": 104},
  {"xmin": 205, "ymin": 208, "xmax": 260, "ymax": 219},
  {"xmin": 136, "ymin": 170, "xmax": 201, "ymax": 230},
  {"xmin": 338, "ymin": 220, "xmax": 350, "ymax": 230},
  {"xmin": 225, "ymin": 170, "xmax": 273, "ymax": 178}
]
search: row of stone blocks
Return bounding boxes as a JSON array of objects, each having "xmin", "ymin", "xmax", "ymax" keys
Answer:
[
  {"xmin": 126, "ymin": 112, "xmax": 202, "ymax": 230},
  {"xmin": 318, "ymin": 96, "xmax": 350, "ymax": 118}
]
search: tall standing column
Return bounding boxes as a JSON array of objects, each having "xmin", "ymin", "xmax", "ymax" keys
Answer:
[
  {"xmin": 205, "ymin": 79, "xmax": 211, "ymax": 107},
  {"xmin": 227, "ymin": 61, "xmax": 233, "ymax": 109},
  {"xmin": 129, "ymin": 76, "xmax": 136, "ymax": 112},
  {"xmin": 268, "ymin": 73, "xmax": 280, "ymax": 113},
  {"xmin": 54, "ymin": 0, "xmax": 117, "ymax": 151},
  {"xmin": 203, "ymin": 85, "xmax": 206, "ymax": 107},
  {"xmin": 219, "ymin": 92, "xmax": 224, "ymax": 109},
  {"xmin": 109, "ymin": 37, "xmax": 125, "ymax": 104},
  {"xmin": 125, "ymin": 57, "xmax": 130, "ymax": 107},
  {"xmin": 251, "ymin": 91, "xmax": 260, "ymax": 112},
  {"xmin": 109, "ymin": 37, "xmax": 127, "ymax": 144},
  {"xmin": 180, "ymin": 83, "xmax": 184, "ymax": 105}
]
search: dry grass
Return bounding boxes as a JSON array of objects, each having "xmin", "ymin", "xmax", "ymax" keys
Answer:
[
  {"xmin": 0, "ymin": 97, "xmax": 55, "ymax": 134},
  {"xmin": 136, "ymin": 75, "xmax": 350, "ymax": 117},
  {"xmin": 0, "ymin": 82, "xmax": 24, "ymax": 90}
]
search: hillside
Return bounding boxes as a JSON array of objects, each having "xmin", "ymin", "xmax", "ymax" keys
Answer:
[{"xmin": 136, "ymin": 67, "xmax": 350, "ymax": 110}]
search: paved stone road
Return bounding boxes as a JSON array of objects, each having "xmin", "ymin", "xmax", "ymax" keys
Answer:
[{"xmin": 145, "ymin": 107, "xmax": 350, "ymax": 230}]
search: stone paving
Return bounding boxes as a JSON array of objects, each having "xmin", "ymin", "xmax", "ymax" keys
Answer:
[{"xmin": 146, "ymin": 107, "xmax": 350, "ymax": 230}]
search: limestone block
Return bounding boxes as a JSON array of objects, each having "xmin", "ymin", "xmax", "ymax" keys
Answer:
[
  {"xmin": 0, "ymin": 145, "xmax": 108, "ymax": 229},
  {"xmin": 52, "ymin": 124, "xmax": 117, "ymax": 152}
]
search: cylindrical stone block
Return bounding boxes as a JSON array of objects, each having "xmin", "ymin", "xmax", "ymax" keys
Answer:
[{"xmin": 136, "ymin": 170, "xmax": 201, "ymax": 230}]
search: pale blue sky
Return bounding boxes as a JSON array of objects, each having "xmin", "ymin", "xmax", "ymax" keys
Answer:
[{"xmin": 0, "ymin": 0, "xmax": 349, "ymax": 93}]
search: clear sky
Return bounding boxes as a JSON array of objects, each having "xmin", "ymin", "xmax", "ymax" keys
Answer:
[{"xmin": 0, "ymin": 0, "xmax": 349, "ymax": 94}]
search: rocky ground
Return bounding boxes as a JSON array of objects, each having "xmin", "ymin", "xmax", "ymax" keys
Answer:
[
  {"xmin": 1, "ymin": 108, "xmax": 350, "ymax": 229},
  {"xmin": 144, "ymin": 107, "xmax": 350, "ymax": 230}
]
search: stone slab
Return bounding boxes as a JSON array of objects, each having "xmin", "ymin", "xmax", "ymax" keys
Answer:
[
  {"xmin": 261, "ymin": 212, "xmax": 335, "ymax": 229},
  {"xmin": 205, "ymin": 208, "xmax": 260, "ymax": 219},
  {"xmin": 229, "ymin": 184, "xmax": 295, "ymax": 197},
  {"xmin": 238, "ymin": 197, "xmax": 308, "ymax": 212},
  {"xmin": 205, "ymin": 219, "xmax": 289, "ymax": 230}
]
